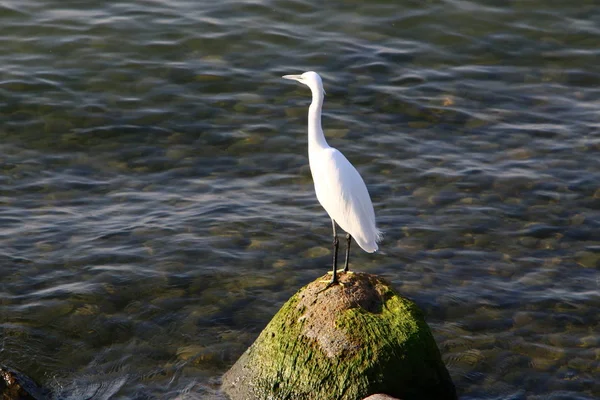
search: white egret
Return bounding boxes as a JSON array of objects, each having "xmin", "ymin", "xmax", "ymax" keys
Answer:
[{"xmin": 282, "ymin": 71, "xmax": 381, "ymax": 287}]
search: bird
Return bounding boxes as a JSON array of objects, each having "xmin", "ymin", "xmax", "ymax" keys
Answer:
[{"xmin": 282, "ymin": 71, "xmax": 381, "ymax": 288}]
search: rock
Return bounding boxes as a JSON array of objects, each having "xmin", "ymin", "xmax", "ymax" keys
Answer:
[
  {"xmin": 222, "ymin": 272, "xmax": 457, "ymax": 400},
  {"xmin": 362, "ymin": 395, "xmax": 401, "ymax": 400},
  {"xmin": 0, "ymin": 365, "xmax": 49, "ymax": 400}
]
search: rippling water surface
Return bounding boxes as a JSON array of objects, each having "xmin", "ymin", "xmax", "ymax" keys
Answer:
[{"xmin": 1, "ymin": 0, "xmax": 599, "ymax": 399}]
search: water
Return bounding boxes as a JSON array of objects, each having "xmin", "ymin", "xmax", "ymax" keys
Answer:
[{"xmin": 1, "ymin": 0, "xmax": 599, "ymax": 398}]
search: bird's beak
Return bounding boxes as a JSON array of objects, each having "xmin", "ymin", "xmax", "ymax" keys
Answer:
[{"xmin": 282, "ymin": 74, "xmax": 302, "ymax": 82}]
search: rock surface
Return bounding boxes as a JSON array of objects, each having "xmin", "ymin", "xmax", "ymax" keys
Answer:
[{"xmin": 222, "ymin": 272, "xmax": 457, "ymax": 400}]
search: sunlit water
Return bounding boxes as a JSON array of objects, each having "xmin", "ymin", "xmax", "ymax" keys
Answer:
[{"xmin": 1, "ymin": 0, "xmax": 599, "ymax": 399}]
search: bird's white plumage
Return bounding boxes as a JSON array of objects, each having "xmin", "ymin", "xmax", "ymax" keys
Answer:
[
  {"xmin": 283, "ymin": 71, "xmax": 381, "ymax": 253},
  {"xmin": 310, "ymin": 147, "xmax": 380, "ymax": 252}
]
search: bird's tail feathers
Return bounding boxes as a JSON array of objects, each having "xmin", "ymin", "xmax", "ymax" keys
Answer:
[
  {"xmin": 375, "ymin": 228, "xmax": 383, "ymax": 243},
  {"xmin": 355, "ymin": 228, "xmax": 382, "ymax": 253}
]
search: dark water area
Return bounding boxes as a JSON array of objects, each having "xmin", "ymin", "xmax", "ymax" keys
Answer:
[{"xmin": 1, "ymin": 0, "xmax": 599, "ymax": 399}]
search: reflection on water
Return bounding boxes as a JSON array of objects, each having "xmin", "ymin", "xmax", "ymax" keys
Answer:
[{"xmin": 1, "ymin": 0, "xmax": 599, "ymax": 398}]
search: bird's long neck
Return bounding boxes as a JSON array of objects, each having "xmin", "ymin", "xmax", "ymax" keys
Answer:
[{"xmin": 308, "ymin": 89, "xmax": 329, "ymax": 150}]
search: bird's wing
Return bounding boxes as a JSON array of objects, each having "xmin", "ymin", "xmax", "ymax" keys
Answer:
[{"xmin": 311, "ymin": 147, "xmax": 380, "ymax": 252}]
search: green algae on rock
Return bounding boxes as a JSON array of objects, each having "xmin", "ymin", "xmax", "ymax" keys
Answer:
[{"xmin": 222, "ymin": 272, "xmax": 456, "ymax": 400}]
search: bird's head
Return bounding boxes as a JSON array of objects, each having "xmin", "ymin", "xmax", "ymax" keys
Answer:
[{"xmin": 282, "ymin": 71, "xmax": 325, "ymax": 96}]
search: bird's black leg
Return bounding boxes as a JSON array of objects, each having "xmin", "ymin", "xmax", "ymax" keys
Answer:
[
  {"xmin": 319, "ymin": 220, "xmax": 341, "ymax": 292},
  {"xmin": 330, "ymin": 219, "xmax": 339, "ymax": 284},
  {"xmin": 343, "ymin": 234, "xmax": 352, "ymax": 273}
]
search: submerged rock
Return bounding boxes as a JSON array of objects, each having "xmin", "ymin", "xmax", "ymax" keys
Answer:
[
  {"xmin": 0, "ymin": 365, "xmax": 48, "ymax": 400},
  {"xmin": 362, "ymin": 395, "xmax": 401, "ymax": 400},
  {"xmin": 222, "ymin": 272, "xmax": 456, "ymax": 400}
]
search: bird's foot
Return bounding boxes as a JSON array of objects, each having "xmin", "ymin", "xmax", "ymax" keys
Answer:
[
  {"xmin": 318, "ymin": 278, "xmax": 344, "ymax": 293},
  {"xmin": 327, "ymin": 269, "xmax": 353, "ymax": 275},
  {"xmin": 319, "ymin": 278, "xmax": 344, "ymax": 285}
]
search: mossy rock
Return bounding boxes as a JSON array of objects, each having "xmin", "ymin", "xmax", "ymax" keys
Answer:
[{"xmin": 222, "ymin": 272, "xmax": 456, "ymax": 400}]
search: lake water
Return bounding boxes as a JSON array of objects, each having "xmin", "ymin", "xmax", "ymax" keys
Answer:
[{"xmin": 1, "ymin": 0, "xmax": 599, "ymax": 399}]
